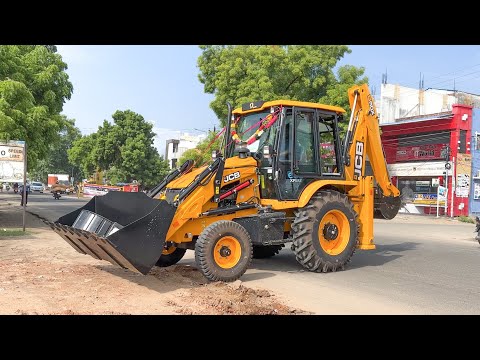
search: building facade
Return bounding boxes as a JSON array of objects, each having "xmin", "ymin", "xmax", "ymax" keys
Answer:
[
  {"xmin": 468, "ymin": 109, "xmax": 480, "ymax": 215},
  {"xmin": 380, "ymin": 104, "xmax": 473, "ymax": 216},
  {"xmin": 165, "ymin": 133, "xmax": 206, "ymax": 169}
]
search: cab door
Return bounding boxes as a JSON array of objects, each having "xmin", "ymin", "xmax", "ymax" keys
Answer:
[{"xmin": 275, "ymin": 107, "xmax": 318, "ymax": 200}]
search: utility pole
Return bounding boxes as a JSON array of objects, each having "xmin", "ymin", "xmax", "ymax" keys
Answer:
[{"xmin": 443, "ymin": 144, "xmax": 451, "ymax": 217}]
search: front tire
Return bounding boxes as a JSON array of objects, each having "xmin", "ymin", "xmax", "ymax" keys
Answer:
[
  {"xmin": 195, "ymin": 220, "xmax": 252, "ymax": 282},
  {"xmin": 156, "ymin": 246, "xmax": 187, "ymax": 267},
  {"xmin": 291, "ymin": 190, "xmax": 358, "ymax": 272}
]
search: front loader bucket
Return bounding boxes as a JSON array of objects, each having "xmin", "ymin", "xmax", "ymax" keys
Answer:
[{"xmin": 45, "ymin": 192, "xmax": 177, "ymax": 274}]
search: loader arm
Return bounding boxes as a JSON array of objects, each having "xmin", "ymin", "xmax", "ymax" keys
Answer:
[{"xmin": 344, "ymin": 84, "xmax": 400, "ymax": 198}]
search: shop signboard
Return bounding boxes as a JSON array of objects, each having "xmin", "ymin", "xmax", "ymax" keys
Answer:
[
  {"xmin": 396, "ymin": 143, "xmax": 445, "ymax": 162},
  {"xmin": 413, "ymin": 193, "xmax": 445, "ymax": 205},
  {"xmin": 388, "ymin": 161, "xmax": 451, "ymax": 177},
  {"xmin": 437, "ymin": 185, "xmax": 448, "ymax": 217}
]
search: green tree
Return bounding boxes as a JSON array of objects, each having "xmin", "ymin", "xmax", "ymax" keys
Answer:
[
  {"xmin": 68, "ymin": 133, "xmax": 98, "ymax": 178},
  {"xmin": 319, "ymin": 65, "xmax": 368, "ymax": 129},
  {"xmin": 197, "ymin": 45, "xmax": 367, "ymax": 130},
  {"xmin": 30, "ymin": 116, "xmax": 83, "ymax": 183},
  {"xmin": 0, "ymin": 45, "xmax": 73, "ymax": 169},
  {"xmin": 179, "ymin": 131, "xmax": 222, "ymax": 167},
  {"xmin": 69, "ymin": 110, "xmax": 170, "ymax": 188}
]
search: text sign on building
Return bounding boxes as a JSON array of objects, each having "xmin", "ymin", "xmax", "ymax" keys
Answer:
[
  {"xmin": 396, "ymin": 143, "xmax": 445, "ymax": 162},
  {"xmin": 456, "ymin": 153, "xmax": 471, "ymax": 198},
  {"xmin": 0, "ymin": 141, "xmax": 25, "ymax": 183},
  {"xmin": 388, "ymin": 161, "xmax": 451, "ymax": 177}
]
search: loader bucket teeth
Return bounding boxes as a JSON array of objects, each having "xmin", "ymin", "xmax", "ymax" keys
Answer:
[{"xmin": 45, "ymin": 192, "xmax": 177, "ymax": 274}]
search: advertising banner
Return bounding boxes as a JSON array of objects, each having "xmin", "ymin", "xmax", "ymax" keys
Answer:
[
  {"xmin": 83, "ymin": 184, "xmax": 123, "ymax": 197},
  {"xmin": 456, "ymin": 154, "xmax": 471, "ymax": 198},
  {"xmin": 0, "ymin": 141, "xmax": 25, "ymax": 182}
]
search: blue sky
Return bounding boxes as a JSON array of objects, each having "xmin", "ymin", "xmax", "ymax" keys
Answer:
[{"xmin": 58, "ymin": 45, "xmax": 480, "ymax": 156}]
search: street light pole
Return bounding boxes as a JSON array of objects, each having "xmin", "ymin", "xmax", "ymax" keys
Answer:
[
  {"xmin": 450, "ymin": 156, "xmax": 455, "ymax": 218},
  {"xmin": 445, "ymin": 165, "xmax": 448, "ymax": 217}
]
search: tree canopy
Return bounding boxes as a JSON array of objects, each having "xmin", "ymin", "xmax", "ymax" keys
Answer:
[
  {"xmin": 68, "ymin": 110, "xmax": 170, "ymax": 188},
  {"xmin": 29, "ymin": 116, "xmax": 83, "ymax": 183},
  {"xmin": 0, "ymin": 45, "xmax": 73, "ymax": 169},
  {"xmin": 197, "ymin": 45, "xmax": 368, "ymax": 129}
]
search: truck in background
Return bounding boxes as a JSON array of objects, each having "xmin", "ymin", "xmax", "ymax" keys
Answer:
[{"xmin": 48, "ymin": 174, "xmax": 73, "ymax": 194}]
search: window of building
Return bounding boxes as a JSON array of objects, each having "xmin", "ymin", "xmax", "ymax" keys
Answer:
[
  {"xmin": 397, "ymin": 177, "xmax": 443, "ymax": 206},
  {"xmin": 459, "ymin": 130, "xmax": 466, "ymax": 153},
  {"xmin": 172, "ymin": 142, "xmax": 179, "ymax": 153}
]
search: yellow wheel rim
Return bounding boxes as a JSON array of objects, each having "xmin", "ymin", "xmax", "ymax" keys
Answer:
[
  {"xmin": 162, "ymin": 246, "xmax": 176, "ymax": 255},
  {"xmin": 213, "ymin": 236, "xmax": 242, "ymax": 269},
  {"xmin": 318, "ymin": 210, "xmax": 350, "ymax": 255}
]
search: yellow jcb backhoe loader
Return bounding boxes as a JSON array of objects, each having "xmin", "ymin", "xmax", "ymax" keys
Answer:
[{"xmin": 47, "ymin": 84, "xmax": 401, "ymax": 282}]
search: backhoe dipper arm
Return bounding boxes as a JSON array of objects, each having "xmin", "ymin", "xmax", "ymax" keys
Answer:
[{"xmin": 344, "ymin": 84, "xmax": 400, "ymax": 198}]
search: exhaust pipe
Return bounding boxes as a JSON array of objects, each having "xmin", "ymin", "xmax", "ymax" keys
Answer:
[{"xmin": 224, "ymin": 102, "xmax": 232, "ymax": 159}]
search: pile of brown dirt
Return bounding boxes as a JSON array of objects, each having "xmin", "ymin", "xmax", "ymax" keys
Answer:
[{"xmin": 0, "ymin": 229, "xmax": 307, "ymax": 315}]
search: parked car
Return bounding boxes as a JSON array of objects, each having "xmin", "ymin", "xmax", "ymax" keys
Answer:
[{"xmin": 30, "ymin": 181, "xmax": 44, "ymax": 193}]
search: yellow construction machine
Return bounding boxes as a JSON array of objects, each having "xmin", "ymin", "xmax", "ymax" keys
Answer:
[{"xmin": 47, "ymin": 84, "xmax": 401, "ymax": 282}]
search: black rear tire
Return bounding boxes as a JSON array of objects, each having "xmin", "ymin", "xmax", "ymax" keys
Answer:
[
  {"xmin": 252, "ymin": 244, "xmax": 284, "ymax": 259},
  {"xmin": 195, "ymin": 220, "xmax": 252, "ymax": 282},
  {"xmin": 155, "ymin": 247, "xmax": 187, "ymax": 267},
  {"xmin": 291, "ymin": 190, "xmax": 358, "ymax": 272}
]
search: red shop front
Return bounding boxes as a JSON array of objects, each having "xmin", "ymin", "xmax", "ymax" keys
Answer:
[{"xmin": 380, "ymin": 104, "xmax": 472, "ymax": 216}]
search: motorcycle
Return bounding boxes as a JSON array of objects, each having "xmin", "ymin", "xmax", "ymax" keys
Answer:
[{"xmin": 53, "ymin": 191, "xmax": 61, "ymax": 200}]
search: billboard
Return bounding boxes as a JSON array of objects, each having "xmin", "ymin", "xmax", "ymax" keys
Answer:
[
  {"xmin": 0, "ymin": 141, "xmax": 25, "ymax": 183},
  {"xmin": 83, "ymin": 184, "xmax": 123, "ymax": 197}
]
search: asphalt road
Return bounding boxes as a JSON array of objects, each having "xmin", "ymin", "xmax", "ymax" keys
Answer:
[
  {"xmin": 2, "ymin": 191, "xmax": 479, "ymax": 314},
  {"xmin": 2, "ymin": 191, "xmax": 89, "ymax": 221}
]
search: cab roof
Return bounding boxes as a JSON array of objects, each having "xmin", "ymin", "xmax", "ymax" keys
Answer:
[{"xmin": 232, "ymin": 100, "xmax": 346, "ymax": 115}]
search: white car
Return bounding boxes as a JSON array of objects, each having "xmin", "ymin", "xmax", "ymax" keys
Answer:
[{"xmin": 30, "ymin": 181, "xmax": 44, "ymax": 193}]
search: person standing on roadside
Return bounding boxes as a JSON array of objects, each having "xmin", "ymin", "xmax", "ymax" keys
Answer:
[
  {"xmin": 75, "ymin": 183, "xmax": 80, "ymax": 198},
  {"xmin": 20, "ymin": 185, "xmax": 28, "ymax": 206}
]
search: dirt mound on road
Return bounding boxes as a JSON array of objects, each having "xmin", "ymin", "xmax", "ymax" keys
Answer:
[{"xmin": 150, "ymin": 266, "xmax": 304, "ymax": 315}]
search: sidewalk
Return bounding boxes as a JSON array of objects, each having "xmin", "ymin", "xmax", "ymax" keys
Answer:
[{"xmin": 0, "ymin": 195, "xmax": 47, "ymax": 229}]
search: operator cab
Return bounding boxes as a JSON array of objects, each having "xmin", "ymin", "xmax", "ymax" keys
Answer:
[{"xmin": 229, "ymin": 100, "xmax": 346, "ymax": 201}]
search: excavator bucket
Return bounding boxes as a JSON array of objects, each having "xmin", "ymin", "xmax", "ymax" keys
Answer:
[{"xmin": 45, "ymin": 192, "xmax": 177, "ymax": 274}]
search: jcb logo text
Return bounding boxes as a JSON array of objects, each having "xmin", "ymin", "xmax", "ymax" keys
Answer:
[
  {"xmin": 224, "ymin": 171, "xmax": 240, "ymax": 183},
  {"xmin": 354, "ymin": 141, "xmax": 364, "ymax": 180}
]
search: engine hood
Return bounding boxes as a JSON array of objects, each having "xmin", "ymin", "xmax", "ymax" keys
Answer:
[{"xmin": 166, "ymin": 156, "xmax": 258, "ymax": 189}]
